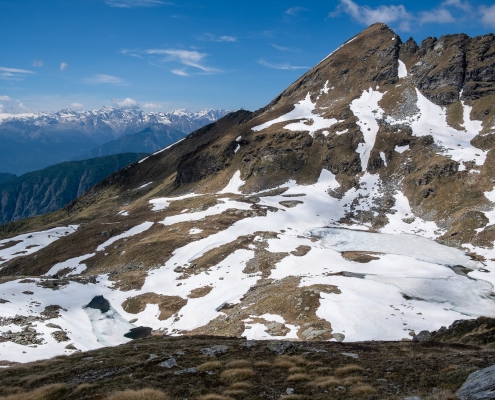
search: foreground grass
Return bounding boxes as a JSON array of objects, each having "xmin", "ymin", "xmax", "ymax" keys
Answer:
[{"xmin": 0, "ymin": 335, "xmax": 493, "ymax": 399}]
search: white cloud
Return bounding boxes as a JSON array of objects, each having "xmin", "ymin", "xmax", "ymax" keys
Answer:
[
  {"xmin": 143, "ymin": 102, "xmax": 162, "ymax": 109},
  {"xmin": 70, "ymin": 103, "xmax": 83, "ymax": 108},
  {"xmin": 480, "ymin": 5, "xmax": 495, "ymax": 27},
  {"xmin": 0, "ymin": 67, "xmax": 35, "ymax": 74},
  {"xmin": 0, "ymin": 95, "xmax": 10, "ymax": 101},
  {"xmin": 84, "ymin": 74, "xmax": 126, "ymax": 85},
  {"xmin": 127, "ymin": 48, "xmax": 220, "ymax": 74},
  {"xmin": 111, "ymin": 98, "xmax": 140, "ymax": 109},
  {"xmin": 0, "ymin": 104, "xmax": 3, "ymax": 112},
  {"xmin": 258, "ymin": 59, "xmax": 309, "ymax": 70},
  {"xmin": 171, "ymin": 69, "xmax": 189, "ymax": 76},
  {"xmin": 285, "ymin": 6, "xmax": 308, "ymax": 16},
  {"xmin": 18, "ymin": 103, "xmax": 27, "ymax": 110},
  {"xmin": 270, "ymin": 43, "xmax": 300, "ymax": 52},
  {"xmin": 104, "ymin": 0, "xmax": 168, "ymax": 7},
  {"xmin": 60, "ymin": 62, "xmax": 68, "ymax": 71},
  {"xmin": 0, "ymin": 67, "xmax": 35, "ymax": 80},
  {"xmin": 198, "ymin": 33, "xmax": 237, "ymax": 42},
  {"xmin": 331, "ymin": 0, "xmax": 413, "ymax": 30},
  {"xmin": 419, "ymin": 8, "xmax": 455, "ymax": 24},
  {"xmin": 443, "ymin": 0, "xmax": 472, "ymax": 12},
  {"xmin": 32, "ymin": 61, "xmax": 44, "ymax": 67}
]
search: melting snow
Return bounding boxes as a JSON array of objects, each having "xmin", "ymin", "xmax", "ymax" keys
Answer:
[
  {"xmin": 219, "ymin": 170, "xmax": 245, "ymax": 194},
  {"xmin": 96, "ymin": 222, "xmax": 153, "ymax": 252},
  {"xmin": 395, "ymin": 144, "xmax": 409, "ymax": 153},
  {"xmin": 398, "ymin": 60, "xmax": 407, "ymax": 78},
  {"xmin": 252, "ymin": 93, "xmax": 340, "ymax": 137},
  {"xmin": 0, "ymin": 226, "xmax": 78, "ymax": 266},
  {"xmin": 47, "ymin": 253, "xmax": 95, "ymax": 276},
  {"xmin": 350, "ymin": 88, "xmax": 384, "ymax": 171}
]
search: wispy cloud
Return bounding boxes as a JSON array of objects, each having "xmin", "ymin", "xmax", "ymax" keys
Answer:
[
  {"xmin": 258, "ymin": 59, "xmax": 309, "ymax": 70},
  {"xmin": 480, "ymin": 5, "xmax": 495, "ymax": 27},
  {"xmin": 60, "ymin": 62, "xmax": 68, "ymax": 71},
  {"xmin": 330, "ymin": 0, "xmax": 413, "ymax": 30},
  {"xmin": 330, "ymin": 0, "xmax": 478, "ymax": 31},
  {"xmin": 123, "ymin": 48, "xmax": 221, "ymax": 75},
  {"xmin": 84, "ymin": 74, "xmax": 127, "ymax": 85},
  {"xmin": 143, "ymin": 102, "xmax": 162, "ymax": 109},
  {"xmin": 198, "ymin": 33, "xmax": 237, "ymax": 42},
  {"xmin": 270, "ymin": 43, "xmax": 300, "ymax": 52},
  {"xmin": 70, "ymin": 102, "xmax": 83, "ymax": 108},
  {"xmin": 104, "ymin": 0, "xmax": 169, "ymax": 8},
  {"xmin": 0, "ymin": 67, "xmax": 35, "ymax": 80},
  {"xmin": 111, "ymin": 98, "xmax": 139, "ymax": 108},
  {"xmin": 0, "ymin": 95, "xmax": 10, "ymax": 101},
  {"xmin": 285, "ymin": 6, "xmax": 308, "ymax": 16},
  {"xmin": 32, "ymin": 61, "xmax": 44, "ymax": 67},
  {"xmin": 171, "ymin": 69, "xmax": 189, "ymax": 76}
]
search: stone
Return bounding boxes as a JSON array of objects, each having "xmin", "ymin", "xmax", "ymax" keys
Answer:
[
  {"xmin": 413, "ymin": 330, "xmax": 432, "ymax": 342},
  {"xmin": 333, "ymin": 333, "xmax": 345, "ymax": 342},
  {"xmin": 158, "ymin": 358, "xmax": 177, "ymax": 368},
  {"xmin": 404, "ymin": 397, "xmax": 422, "ymax": 400},
  {"xmin": 200, "ymin": 345, "xmax": 229, "ymax": 357},
  {"xmin": 266, "ymin": 341, "xmax": 294, "ymax": 354},
  {"xmin": 174, "ymin": 367, "xmax": 197, "ymax": 375},
  {"xmin": 147, "ymin": 354, "xmax": 159, "ymax": 361},
  {"xmin": 341, "ymin": 352, "xmax": 359, "ymax": 359},
  {"xmin": 286, "ymin": 388, "xmax": 295, "ymax": 395},
  {"xmin": 456, "ymin": 364, "xmax": 495, "ymax": 400}
]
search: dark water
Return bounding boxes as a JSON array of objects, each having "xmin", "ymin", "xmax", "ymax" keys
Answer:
[
  {"xmin": 85, "ymin": 295, "xmax": 110, "ymax": 313},
  {"xmin": 124, "ymin": 326, "xmax": 152, "ymax": 339}
]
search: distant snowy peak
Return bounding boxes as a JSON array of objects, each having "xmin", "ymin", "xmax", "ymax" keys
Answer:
[{"xmin": 0, "ymin": 107, "xmax": 231, "ymax": 136}]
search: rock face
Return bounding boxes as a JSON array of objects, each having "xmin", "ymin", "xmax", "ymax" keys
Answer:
[{"xmin": 457, "ymin": 364, "xmax": 495, "ymax": 400}]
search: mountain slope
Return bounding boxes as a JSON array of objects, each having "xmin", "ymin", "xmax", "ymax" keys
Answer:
[
  {"xmin": 0, "ymin": 153, "xmax": 146, "ymax": 224},
  {"xmin": 74, "ymin": 125, "xmax": 185, "ymax": 160},
  {"xmin": 0, "ymin": 108, "xmax": 229, "ymax": 175},
  {"xmin": 0, "ymin": 23, "xmax": 494, "ymax": 364}
]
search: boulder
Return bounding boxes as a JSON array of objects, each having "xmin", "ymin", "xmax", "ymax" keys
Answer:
[{"xmin": 456, "ymin": 364, "xmax": 495, "ymax": 400}]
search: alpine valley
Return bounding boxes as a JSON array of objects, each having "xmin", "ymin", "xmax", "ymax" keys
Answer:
[{"xmin": 1, "ymin": 23, "xmax": 495, "ymax": 396}]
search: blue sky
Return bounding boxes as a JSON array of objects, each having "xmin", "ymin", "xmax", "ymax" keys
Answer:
[{"xmin": 1, "ymin": 0, "xmax": 494, "ymax": 114}]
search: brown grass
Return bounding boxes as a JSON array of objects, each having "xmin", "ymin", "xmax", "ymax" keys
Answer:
[
  {"xmin": 286, "ymin": 373, "xmax": 311, "ymax": 382},
  {"xmin": 254, "ymin": 361, "xmax": 271, "ymax": 368},
  {"xmin": 0, "ymin": 387, "xmax": 23, "ymax": 396},
  {"xmin": 274, "ymin": 356, "xmax": 296, "ymax": 368},
  {"xmin": 311, "ymin": 376, "xmax": 342, "ymax": 388},
  {"xmin": 220, "ymin": 368, "xmax": 256, "ymax": 382},
  {"xmin": 288, "ymin": 367, "xmax": 305, "ymax": 374},
  {"xmin": 1, "ymin": 384, "xmax": 68, "ymax": 400},
  {"xmin": 425, "ymin": 389, "xmax": 458, "ymax": 400},
  {"xmin": 199, "ymin": 395, "xmax": 231, "ymax": 400},
  {"xmin": 197, "ymin": 361, "xmax": 222, "ymax": 371},
  {"xmin": 349, "ymin": 384, "xmax": 377, "ymax": 396},
  {"xmin": 229, "ymin": 382, "xmax": 251, "ymax": 390},
  {"xmin": 225, "ymin": 359, "xmax": 251, "ymax": 368},
  {"xmin": 222, "ymin": 389, "xmax": 246, "ymax": 396},
  {"xmin": 106, "ymin": 389, "xmax": 168, "ymax": 400},
  {"xmin": 334, "ymin": 364, "xmax": 365, "ymax": 376}
]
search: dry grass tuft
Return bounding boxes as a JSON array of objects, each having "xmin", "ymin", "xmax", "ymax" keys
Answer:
[
  {"xmin": 311, "ymin": 376, "xmax": 342, "ymax": 388},
  {"xmin": 342, "ymin": 376, "xmax": 364, "ymax": 385},
  {"xmin": 225, "ymin": 359, "xmax": 251, "ymax": 368},
  {"xmin": 197, "ymin": 361, "xmax": 223, "ymax": 371},
  {"xmin": 348, "ymin": 384, "xmax": 377, "ymax": 396},
  {"xmin": 274, "ymin": 356, "xmax": 296, "ymax": 369},
  {"xmin": 229, "ymin": 382, "xmax": 251, "ymax": 390},
  {"xmin": 0, "ymin": 387, "xmax": 23, "ymax": 396},
  {"xmin": 199, "ymin": 395, "xmax": 231, "ymax": 400},
  {"xmin": 1, "ymin": 384, "xmax": 69, "ymax": 400},
  {"xmin": 222, "ymin": 389, "xmax": 246, "ymax": 396},
  {"xmin": 254, "ymin": 361, "xmax": 271, "ymax": 368},
  {"xmin": 288, "ymin": 367, "xmax": 305, "ymax": 374},
  {"xmin": 425, "ymin": 389, "xmax": 458, "ymax": 400},
  {"xmin": 220, "ymin": 368, "xmax": 256, "ymax": 382},
  {"xmin": 106, "ymin": 389, "xmax": 168, "ymax": 400},
  {"xmin": 287, "ymin": 355, "xmax": 308, "ymax": 365},
  {"xmin": 334, "ymin": 364, "xmax": 365, "ymax": 376},
  {"xmin": 286, "ymin": 373, "xmax": 311, "ymax": 382}
]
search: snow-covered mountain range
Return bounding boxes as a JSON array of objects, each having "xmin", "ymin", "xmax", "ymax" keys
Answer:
[{"xmin": 0, "ymin": 107, "xmax": 230, "ymax": 174}]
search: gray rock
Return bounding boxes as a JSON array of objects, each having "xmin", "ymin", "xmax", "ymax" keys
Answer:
[
  {"xmin": 240, "ymin": 340, "xmax": 257, "ymax": 348},
  {"xmin": 333, "ymin": 333, "xmax": 345, "ymax": 342},
  {"xmin": 413, "ymin": 330, "xmax": 432, "ymax": 342},
  {"xmin": 404, "ymin": 397, "xmax": 422, "ymax": 400},
  {"xmin": 147, "ymin": 354, "xmax": 158, "ymax": 361},
  {"xmin": 158, "ymin": 358, "xmax": 177, "ymax": 368},
  {"xmin": 341, "ymin": 352, "xmax": 359, "ymax": 359},
  {"xmin": 456, "ymin": 364, "xmax": 495, "ymax": 400},
  {"xmin": 286, "ymin": 388, "xmax": 295, "ymax": 395},
  {"xmin": 266, "ymin": 341, "xmax": 294, "ymax": 354},
  {"xmin": 200, "ymin": 345, "xmax": 229, "ymax": 357},
  {"xmin": 174, "ymin": 367, "xmax": 197, "ymax": 375}
]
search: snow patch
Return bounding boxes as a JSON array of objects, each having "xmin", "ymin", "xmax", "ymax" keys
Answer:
[
  {"xmin": 96, "ymin": 222, "xmax": 153, "ymax": 252},
  {"xmin": 219, "ymin": 170, "xmax": 245, "ymax": 194},
  {"xmin": 398, "ymin": 60, "xmax": 407, "ymax": 78}
]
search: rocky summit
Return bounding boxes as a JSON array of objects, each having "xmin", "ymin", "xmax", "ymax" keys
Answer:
[{"xmin": 0, "ymin": 22, "xmax": 494, "ymax": 376}]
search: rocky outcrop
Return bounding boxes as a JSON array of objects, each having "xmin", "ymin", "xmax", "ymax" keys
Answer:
[{"xmin": 457, "ymin": 364, "xmax": 495, "ymax": 400}]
